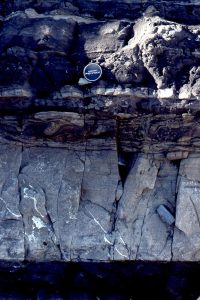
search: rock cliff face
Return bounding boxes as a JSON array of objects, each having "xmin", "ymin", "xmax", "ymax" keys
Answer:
[{"xmin": 0, "ymin": 0, "xmax": 200, "ymax": 263}]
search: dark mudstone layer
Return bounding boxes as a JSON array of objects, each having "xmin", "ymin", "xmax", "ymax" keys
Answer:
[
  {"xmin": 0, "ymin": 262, "xmax": 199, "ymax": 299},
  {"xmin": 1, "ymin": 1, "xmax": 200, "ymax": 25}
]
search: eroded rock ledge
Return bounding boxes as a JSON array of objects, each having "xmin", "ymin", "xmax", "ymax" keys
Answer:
[{"xmin": 0, "ymin": 2, "xmax": 200, "ymax": 263}]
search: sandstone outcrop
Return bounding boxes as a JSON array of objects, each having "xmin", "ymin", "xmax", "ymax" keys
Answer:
[{"xmin": 0, "ymin": 1, "xmax": 200, "ymax": 263}]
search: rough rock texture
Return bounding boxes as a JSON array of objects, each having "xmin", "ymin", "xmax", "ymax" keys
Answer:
[{"xmin": 1, "ymin": 1, "xmax": 200, "ymax": 263}]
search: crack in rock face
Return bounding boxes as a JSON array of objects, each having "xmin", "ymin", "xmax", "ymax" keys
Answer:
[{"xmin": 0, "ymin": 0, "xmax": 200, "ymax": 265}]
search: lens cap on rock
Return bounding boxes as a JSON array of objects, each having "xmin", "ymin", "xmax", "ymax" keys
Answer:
[{"xmin": 83, "ymin": 63, "xmax": 102, "ymax": 82}]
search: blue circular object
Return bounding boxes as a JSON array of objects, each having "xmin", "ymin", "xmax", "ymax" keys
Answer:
[{"xmin": 83, "ymin": 63, "xmax": 102, "ymax": 82}]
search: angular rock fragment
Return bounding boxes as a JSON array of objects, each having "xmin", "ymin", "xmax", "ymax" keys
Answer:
[
  {"xmin": 157, "ymin": 205, "xmax": 175, "ymax": 226},
  {"xmin": 70, "ymin": 145, "xmax": 119, "ymax": 261},
  {"xmin": 18, "ymin": 147, "xmax": 68, "ymax": 261},
  {"xmin": 113, "ymin": 154, "xmax": 158, "ymax": 260},
  {"xmin": 0, "ymin": 145, "xmax": 24, "ymax": 260},
  {"xmin": 173, "ymin": 154, "xmax": 200, "ymax": 261}
]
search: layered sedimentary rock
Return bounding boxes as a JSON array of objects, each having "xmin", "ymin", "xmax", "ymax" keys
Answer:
[{"xmin": 0, "ymin": 1, "xmax": 200, "ymax": 262}]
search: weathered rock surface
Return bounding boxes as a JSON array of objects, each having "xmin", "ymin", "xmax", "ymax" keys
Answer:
[{"xmin": 0, "ymin": 1, "xmax": 200, "ymax": 263}]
